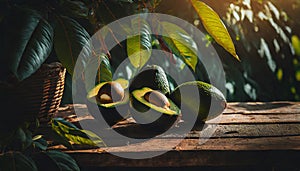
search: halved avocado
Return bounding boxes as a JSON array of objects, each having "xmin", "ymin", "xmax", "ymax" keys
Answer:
[
  {"xmin": 169, "ymin": 81, "xmax": 227, "ymax": 129},
  {"xmin": 130, "ymin": 87, "xmax": 180, "ymax": 136},
  {"xmin": 129, "ymin": 65, "xmax": 170, "ymax": 95},
  {"xmin": 86, "ymin": 78, "xmax": 130, "ymax": 127}
]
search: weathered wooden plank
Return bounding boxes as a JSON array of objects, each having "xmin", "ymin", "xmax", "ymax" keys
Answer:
[
  {"xmin": 56, "ymin": 103, "xmax": 300, "ymax": 127},
  {"xmin": 207, "ymin": 113, "xmax": 300, "ymax": 124},
  {"xmin": 58, "ymin": 102, "xmax": 300, "ymax": 116},
  {"xmin": 50, "ymin": 104, "xmax": 300, "ymax": 141},
  {"xmin": 69, "ymin": 150, "xmax": 300, "ymax": 168},
  {"xmin": 41, "ymin": 122, "xmax": 300, "ymax": 148},
  {"xmin": 224, "ymin": 101, "xmax": 300, "ymax": 114},
  {"xmin": 170, "ymin": 124, "xmax": 300, "ymax": 138},
  {"xmin": 63, "ymin": 136, "xmax": 300, "ymax": 167},
  {"xmin": 50, "ymin": 103, "xmax": 300, "ymax": 168}
]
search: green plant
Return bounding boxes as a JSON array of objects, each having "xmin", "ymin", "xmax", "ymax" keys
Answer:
[
  {"xmin": 0, "ymin": 0, "xmax": 239, "ymax": 169},
  {"xmin": 0, "ymin": 122, "xmax": 81, "ymax": 171},
  {"xmin": 0, "ymin": 116, "xmax": 106, "ymax": 170},
  {"xmin": 0, "ymin": 0, "xmax": 239, "ymax": 84}
]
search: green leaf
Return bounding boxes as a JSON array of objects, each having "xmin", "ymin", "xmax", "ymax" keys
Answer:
[
  {"xmin": 127, "ymin": 16, "xmax": 152, "ymax": 69},
  {"xmin": 99, "ymin": 54, "xmax": 112, "ymax": 83},
  {"xmin": 32, "ymin": 151, "xmax": 79, "ymax": 171},
  {"xmin": 6, "ymin": 127, "xmax": 33, "ymax": 151},
  {"xmin": 45, "ymin": 151, "xmax": 80, "ymax": 171},
  {"xmin": 85, "ymin": 53, "xmax": 112, "ymax": 91},
  {"xmin": 0, "ymin": 7, "xmax": 53, "ymax": 85},
  {"xmin": 159, "ymin": 21, "xmax": 198, "ymax": 71},
  {"xmin": 80, "ymin": 130, "xmax": 107, "ymax": 147},
  {"xmin": 60, "ymin": 0, "xmax": 89, "ymax": 19},
  {"xmin": 54, "ymin": 15, "xmax": 91, "ymax": 75},
  {"xmin": 0, "ymin": 152, "xmax": 38, "ymax": 171},
  {"xmin": 52, "ymin": 118, "xmax": 106, "ymax": 147},
  {"xmin": 191, "ymin": 0, "xmax": 240, "ymax": 61},
  {"xmin": 32, "ymin": 136, "xmax": 48, "ymax": 151},
  {"xmin": 31, "ymin": 152, "xmax": 61, "ymax": 171},
  {"xmin": 292, "ymin": 35, "xmax": 300, "ymax": 56}
]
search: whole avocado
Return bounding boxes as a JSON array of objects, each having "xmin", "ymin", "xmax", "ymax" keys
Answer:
[
  {"xmin": 129, "ymin": 65, "xmax": 170, "ymax": 95},
  {"xmin": 169, "ymin": 81, "xmax": 227, "ymax": 128}
]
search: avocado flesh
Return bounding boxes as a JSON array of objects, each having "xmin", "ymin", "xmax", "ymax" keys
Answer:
[
  {"xmin": 86, "ymin": 78, "xmax": 130, "ymax": 126},
  {"xmin": 129, "ymin": 65, "xmax": 170, "ymax": 95},
  {"xmin": 170, "ymin": 81, "xmax": 226, "ymax": 123},
  {"xmin": 87, "ymin": 78, "xmax": 129, "ymax": 107},
  {"xmin": 132, "ymin": 87, "xmax": 179, "ymax": 116},
  {"xmin": 130, "ymin": 87, "xmax": 180, "ymax": 132}
]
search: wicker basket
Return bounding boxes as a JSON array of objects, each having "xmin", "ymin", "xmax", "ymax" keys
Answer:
[{"xmin": 17, "ymin": 62, "xmax": 66, "ymax": 123}]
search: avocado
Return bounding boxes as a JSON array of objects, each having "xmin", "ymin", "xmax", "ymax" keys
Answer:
[
  {"xmin": 129, "ymin": 65, "xmax": 170, "ymax": 95},
  {"xmin": 130, "ymin": 87, "xmax": 180, "ymax": 135},
  {"xmin": 86, "ymin": 78, "xmax": 130, "ymax": 126},
  {"xmin": 169, "ymin": 81, "xmax": 226, "ymax": 129}
]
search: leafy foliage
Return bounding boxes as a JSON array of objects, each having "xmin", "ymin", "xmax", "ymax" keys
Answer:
[
  {"xmin": 52, "ymin": 118, "xmax": 106, "ymax": 147},
  {"xmin": 85, "ymin": 53, "xmax": 112, "ymax": 90},
  {"xmin": 0, "ymin": 152, "xmax": 38, "ymax": 171},
  {"xmin": 127, "ymin": 17, "xmax": 152, "ymax": 69},
  {"xmin": 159, "ymin": 21, "xmax": 198, "ymax": 71},
  {"xmin": 54, "ymin": 15, "xmax": 91, "ymax": 75},
  {"xmin": 32, "ymin": 151, "xmax": 80, "ymax": 171},
  {"xmin": 191, "ymin": 0, "xmax": 240, "ymax": 61},
  {"xmin": 0, "ymin": 7, "xmax": 53, "ymax": 85}
]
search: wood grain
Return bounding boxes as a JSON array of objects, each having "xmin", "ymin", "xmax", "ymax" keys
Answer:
[
  {"xmin": 49, "ymin": 102, "xmax": 300, "ymax": 168},
  {"xmin": 224, "ymin": 101, "xmax": 300, "ymax": 114},
  {"xmin": 64, "ymin": 136, "xmax": 300, "ymax": 167}
]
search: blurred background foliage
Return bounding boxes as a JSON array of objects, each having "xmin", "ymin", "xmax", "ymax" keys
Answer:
[
  {"xmin": 155, "ymin": 0, "xmax": 300, "ymax": 101},
  {"xmin": 2, "ymin": 0, "xmax": 299, "ymax": 102},
  {"xmin": 86, "ymin": 0, "xmax": 300, "ymax": 102}
]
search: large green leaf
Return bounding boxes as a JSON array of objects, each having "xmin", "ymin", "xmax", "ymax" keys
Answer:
[
  {"xmin": 8, "ymin": 127, "xmax": 33, "ymax": 151},
  {"xmin": 159, "ymin": 21, "xmax": 198, "ymax": 71},
  {"xmin": 191, "ymin": 0, "xmax": 240, "ymax": 61},
  {"xmin": 52, "ymin": 118, "xmax": 106, "ymax": 147},
  {"xmin": 0, "ymin": 7, "xmax": 53, "ymax": 85},
  {"xmin": 31, "ymin": 152, "xmax": 61, "ymax": 171},
  {"xmin": 32, "ymin": 151, "xmax": 80, "ymax": 171},
  {"xmin": 98, "ymin": 54, "xmax": 112, "ymax": 83},
  {"xmin": 127, "ymin": 17, "xmax": 152, "ymax": 69},
  {"xmin": 292, "ymin": 35, "xmax": 300, "ymax": 56},
  {"xmin": 44, "ymin": 151, "xmax": 80, "ymax": 171},
  {"xmin": 85, "ymin": 53, "xmax": 112, "ymax": 91},
  {"xmin": 54, "ymin": 15, "xmax": 91, "ymax": 75},
  {"xmin": 0, "ymin": 152, "xmax": 38, "ymax": 171},
  {"xmin": 59, "ymin": 0, "xmax": 89, "ymax": 19}
]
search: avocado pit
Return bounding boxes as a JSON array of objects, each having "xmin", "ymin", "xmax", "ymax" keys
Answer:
[
  {"xmin": 144, "ymin": 90, "xmax": 170, "ymax": 109},
  {"xmin": 97, "ymin": 81, "xmax": 124, "ymax": 104}
]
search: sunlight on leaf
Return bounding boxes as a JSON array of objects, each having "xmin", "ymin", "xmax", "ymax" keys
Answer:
[
  {"xmin": 292, "ymin": 35, "xmax": 300, "ymax": 56},
  {"xmin": 52, "ymin": 118, "xmax": 106, "ymax": 147},
  {"xmin": 127, "ymin": 16, "xmax": 152, "ymax": 69},
  {"xmin": 159, "ymin": 21, "xmax": 198, "ymax": 71},
  {"xmin": 191, "ymin": 0, "xmax": 240, "ymax": 61},
  {"xmin": 277, "ymin": 68, "xmax": 283, "ymax": 81}
]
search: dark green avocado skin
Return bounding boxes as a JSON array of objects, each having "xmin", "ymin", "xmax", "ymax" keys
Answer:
[
  {"xmin": 129, "ymin": 65, "xmax": 170, "ymax": 95},
  {"xmin": 169, "ymin": 81, "xmax": 227, "ymax": 128},
  {"xmin": 86, "ymin": 99, "xmax": 129, "ymax": 127}
]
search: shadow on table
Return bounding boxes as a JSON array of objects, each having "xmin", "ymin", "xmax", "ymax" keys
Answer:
[{"xmin": 230, "ymin": 102, "xmax": 294, "ymax": 111}]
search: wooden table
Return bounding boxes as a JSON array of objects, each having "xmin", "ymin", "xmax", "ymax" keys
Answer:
[{"xmin": 51, "ymin": 102, "xmax": 300, "ymax": 170}]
